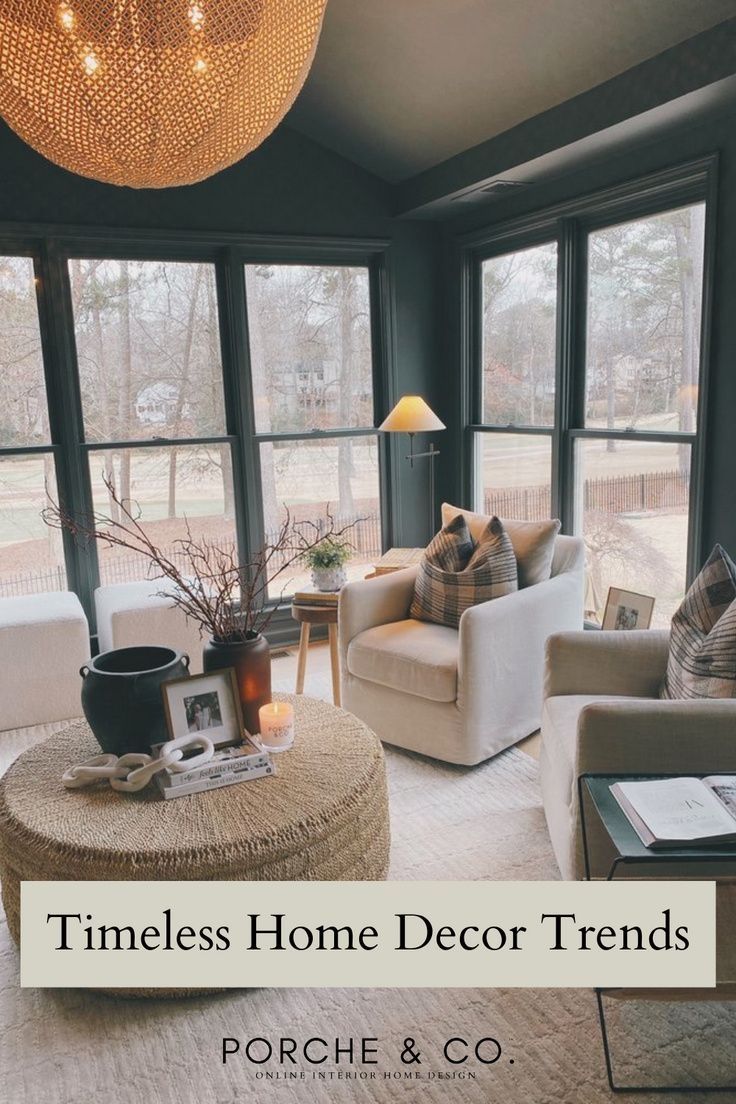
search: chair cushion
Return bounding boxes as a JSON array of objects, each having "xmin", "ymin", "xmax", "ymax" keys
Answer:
[
  {"xmin": 661, "ymin": 544, "xmax": 736, "ymax": 700},
  {"xmin": 410, "ymin": 516, "xmax": 518, "ymax": 628},
  {"xmin": 347, "ymin": 618, "xmax": 459, "ymax": 702},
  {"xmin": 0, "ymin": 591, "xmax": 86, "ymax": 629},
  {"xmin": 442, "ymin": 503, "xmax": 560, "ymax": 588}
]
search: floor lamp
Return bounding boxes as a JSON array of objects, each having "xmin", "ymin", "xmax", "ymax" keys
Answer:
[{"xmin": 379, "ymin": 395, "xmax": 446, "ymax": 538}]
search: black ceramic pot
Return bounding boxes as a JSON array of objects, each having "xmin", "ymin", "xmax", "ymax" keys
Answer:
[
  {"xmin": 80, "ymin": 645, "xmax": 190, "ymax": 755},
  {"xmin": 202, "ymin": 633, "xmax": 271, "ymax": 736}
]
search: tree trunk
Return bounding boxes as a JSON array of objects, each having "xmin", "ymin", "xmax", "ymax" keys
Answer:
[
  {"xmin": 118, "ymin": 261, "xmax": 132, "ymax": 504},
  {"xmin": 167, "ymin": 265, "xmax": 203, "ymax": 518},
  {"xmin": 168, "ymin": 448, "xmax": 177, "ymax": 518},
  {"xmin": 336, "ymin": 269, "xmax": 356, "ymax": 517}
]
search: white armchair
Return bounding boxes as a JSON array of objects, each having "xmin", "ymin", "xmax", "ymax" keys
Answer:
[
  {"xmin": 340, "ymin": 534, "xmax": 584, "ymax": 765},
  {"xmin": 540, "ymin": 630, "xmax": 736, "ymax": 879}
]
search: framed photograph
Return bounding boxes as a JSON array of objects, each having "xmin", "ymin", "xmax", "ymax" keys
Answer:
[
  {"xmin": 601, "ymin": 587, "xmax": 656, "ymax": 631},
  {"xmin": 161, "ymin": 668, "xmax": 244, "ymax": 749}
]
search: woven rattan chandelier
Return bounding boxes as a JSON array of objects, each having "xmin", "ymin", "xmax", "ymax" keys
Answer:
[{"xmin": 0, "ymin": 0, "xmax": 327, "ymax": 188}]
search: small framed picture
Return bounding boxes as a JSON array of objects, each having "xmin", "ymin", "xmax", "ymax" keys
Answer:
[
  {"xmin": 601, "ymin": 587, "xmax": 656, "ymax": 631},
  {"xmin": 161, "ymin": 668, "xmax": 244, "ymax": 749}
]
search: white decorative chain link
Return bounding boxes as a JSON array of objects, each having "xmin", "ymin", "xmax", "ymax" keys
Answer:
[{"xmin": 62, "ymin": 734, "xmax": 216, "ymax": 794}]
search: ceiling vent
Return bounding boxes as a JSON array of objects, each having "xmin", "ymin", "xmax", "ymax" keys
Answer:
[{"xmin": 451, "ymin": 179, "xmax": 527, "ymax": 203}]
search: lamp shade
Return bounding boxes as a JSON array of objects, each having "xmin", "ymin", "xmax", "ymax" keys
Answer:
[
  {"xmin": 0, "ymin": 0, "xmax": 327, "ymax": 189},
  {"xmin": 379, "ymin": 396, "xmax": 445, "ymax": 434}
]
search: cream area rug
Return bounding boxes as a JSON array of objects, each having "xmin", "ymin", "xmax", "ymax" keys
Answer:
[{"xmin": 1, "ymin": 726, "xmax": 735, "ymax": 1104}]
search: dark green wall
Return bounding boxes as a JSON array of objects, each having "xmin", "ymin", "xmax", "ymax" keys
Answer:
[
  {"xmin": 0, "ymin": 119, "xmax": 443, "ymax": 549},
  {"xmin": 437, "ymin": 103, "xmax": 736, "ymax": 563}
]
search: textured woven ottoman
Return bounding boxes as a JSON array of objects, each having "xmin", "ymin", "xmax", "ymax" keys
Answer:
[{"xmin": 0, "ymin": 694, "xmax": 390, "ymax": 996}]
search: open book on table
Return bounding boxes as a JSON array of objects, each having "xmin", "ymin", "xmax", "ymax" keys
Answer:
[{"xmin": 610, "ymin": 776, "xmax": 736, "ymax": 848}]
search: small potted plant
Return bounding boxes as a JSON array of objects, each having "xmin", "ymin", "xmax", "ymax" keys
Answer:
[{"xmin": 304, "ymin": 537, "xmax": 353, "ymax": 592}]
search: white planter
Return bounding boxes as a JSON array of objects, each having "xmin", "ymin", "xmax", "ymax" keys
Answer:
[{"xmin": 311, "ymin": 565, "xmax": 347, "ymax": 592}]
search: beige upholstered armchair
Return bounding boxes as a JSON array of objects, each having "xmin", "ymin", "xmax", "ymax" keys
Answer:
[
  {"xmin": 339, "ymin": 534, "xmax": 584, "ymax": 765},
  {"xmin": 540, "ymin": 630, "xmax": 736, "ymax": 879}
]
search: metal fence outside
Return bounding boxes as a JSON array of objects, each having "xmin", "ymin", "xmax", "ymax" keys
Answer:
[
  {"xmin": 0, "ymin": 470, "xmax": 689, "ymax": 598},
  {"xmin": 484, "ymin": 468, "xmax": 689, "ymax": 523},
  {"xmin": 0, "ymin": 513, "xmax": 384, "ymax": 598}
]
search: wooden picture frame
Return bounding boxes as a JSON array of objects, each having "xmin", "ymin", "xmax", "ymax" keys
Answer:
[
  {"xmin": 161, "ymin": 668, "xmax": 244, "ymax": 749},
  {"xmin": 601, "ymin": 587, "xmax": 656, "ymax": 631}
]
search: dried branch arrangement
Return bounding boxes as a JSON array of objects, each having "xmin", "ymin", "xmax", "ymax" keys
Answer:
[{"xmin": 43, "ymin": 476, "xmax": 362, "ymax": 642}]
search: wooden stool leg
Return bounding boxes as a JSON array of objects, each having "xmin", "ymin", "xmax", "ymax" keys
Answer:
[
  {"xmin": 295, "ymin": 623, "xmax": 310, "ymax": 694},
  {"xmin": 328, "ymin": 623, "xmax": 341, "ymax": 707}
]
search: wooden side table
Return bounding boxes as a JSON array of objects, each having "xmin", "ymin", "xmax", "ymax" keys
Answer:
[{"xmin": 291, "ymin": 602, "xmax": 341, "ymax": 706}]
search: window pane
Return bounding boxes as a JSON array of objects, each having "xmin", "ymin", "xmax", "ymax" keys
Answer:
[
  {"xmin": 70, "ymin": 259, "xmax": 226, "ymax": 443},
  {"xmin": 0, "ymin": 257, "xmax": 49, "ymax": 447},
  {"xmin": 89, "ymin": 445, "xmax": 236, "ymax": 585},
  {"xmin": 481, "ymin": 242, "xmax": 557, "ymax": 426},
  {"xmin": 574, "ymin": 438, "xmax": 690, "ymax": 628},
  {"xmin": 586, "ymin": 204, "xmax": 705, "ymax": 432},
  {"xmin": 245, "ymin": 265, "xmax": 374, "ymax": 434},
  {"xmin": 260, "ymin": 436, "xmax": 381, "ymax": 596},
  {"xmin": 0, "ymin": 455, "xmax": 66, "ymax": 596},
  {"xmin": 475, "ymin": 433, "xmax": 552, "ymax": 521}
]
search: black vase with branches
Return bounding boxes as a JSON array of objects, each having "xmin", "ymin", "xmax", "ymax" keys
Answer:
[{"xmin": 44, "ymin": 477, "xmax": 362, "ymax": 735}]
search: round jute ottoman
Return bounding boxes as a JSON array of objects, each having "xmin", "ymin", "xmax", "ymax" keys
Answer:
[{"xmin": 0, "ymin": 694, "xmax": 389, "ymax": 996}]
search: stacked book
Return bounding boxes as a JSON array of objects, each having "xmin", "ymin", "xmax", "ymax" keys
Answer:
[
  {"xmin": 154, "ymin": 739, "xmax": 275, "ymax": 800},
  {"xmin": 293, "ymin": 589, "xmax": 339, "ymax": 606}
]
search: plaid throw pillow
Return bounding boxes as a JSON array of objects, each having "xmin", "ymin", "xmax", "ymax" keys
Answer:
[
  {"xmin": 660, "ymin": 544, "xmax": 736, "ymax": 699},
  {"xmin": 411, "ymin": 516, "xmax": 518, "ymax": 629},
  {"xmin": 423, "ymin": 512, "xmax": 474, "ymax": 571}
]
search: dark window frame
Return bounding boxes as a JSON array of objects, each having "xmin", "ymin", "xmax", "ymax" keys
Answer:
[
  {"xmin": 0, "ymin": 225, "xmax": 395, "ymax": 643},
  {"xmin": 455, "ymin": 154, "xmax": 718, "ymax": 584}
]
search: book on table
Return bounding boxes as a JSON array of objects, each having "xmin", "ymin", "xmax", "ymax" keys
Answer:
[
  {"xmin": 293, "ymin": 589, "xmax": 339, "ymax": 606},
  {"xmin": 610, "ymin": 776, "xmax": 736, "ymax": 848},
  {"xmin": 152, "ymin": 738, "xmax": 275, "ymax": 800}
]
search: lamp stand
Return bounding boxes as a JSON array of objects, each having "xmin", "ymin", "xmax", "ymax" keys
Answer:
[{"xmin": 406, "ymin": 434, "xmax": 440, "ymax": 537}]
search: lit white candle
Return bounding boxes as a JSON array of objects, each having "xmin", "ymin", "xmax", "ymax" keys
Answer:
[{"xmin": 258, "ymin": 701, "xmax": 295, "ymax": 752}]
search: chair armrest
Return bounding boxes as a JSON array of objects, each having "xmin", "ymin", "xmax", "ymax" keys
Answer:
[
  {"xmin": 338, "ymin": 567, "xmax": 418, "ymax": 661},
  {"xmin": 458, "ymin": 571, "xmax": 583, "ymax": 715},
  {"xmin": 576, "ymin": 698, "xmax": 736, "ymax": 776},
  {"xmin": 545, "ymin": 630, "xmax": 670, "ymax": 700}
]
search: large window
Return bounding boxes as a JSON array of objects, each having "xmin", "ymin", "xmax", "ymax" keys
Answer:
[
  {"xmin": 245, "ymin": 264, "xmax": 381, "ymax": 595},
  {"xmin": 0, "ymin": 240, "xmax": 387, "ymax": 629},
  {"xmin": 69, "ymin": 258, "xmax": 236, "ymax": 587},
  {"xmin": 466, "ymin": 163, "xmax": 712, "ymax": 626},
  {"xmin": 474, "ymin": 241, "xmax": 557, "ymax": 521},
  {"xmin": 578, "ymin": 205, "xmax": 704, "ymax": 625}
]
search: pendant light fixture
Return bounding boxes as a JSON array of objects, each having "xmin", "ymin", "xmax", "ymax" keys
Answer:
[{"xmin": 0, "ymin": 0, "xmax": 327, "ymax": 188}]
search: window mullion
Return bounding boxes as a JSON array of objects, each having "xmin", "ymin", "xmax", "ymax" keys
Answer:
[
  {"xmin": 36, "ymin": 242, "xmax": 100, "ymax": 627},
  {"xmin": 216, "ymin": 250, "xmax": 263, "ymax": 569}
]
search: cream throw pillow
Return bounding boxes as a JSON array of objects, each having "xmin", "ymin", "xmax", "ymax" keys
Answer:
[{"xmin": 441, "ymin": 503, "xmax": 560, "ymax": 588}]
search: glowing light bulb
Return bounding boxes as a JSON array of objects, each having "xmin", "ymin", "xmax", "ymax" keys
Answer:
[
  {"xmin": 82, "ymin": 50, "xmax": 100, "ymax": 76},
  {"xmin": 188, "ymin": 4, "xmax": 205, "ymax": 31},
  {"xmin": 193, "ymin": 56, "xmax": 207, "ymax": 74},
  {"xmin": 58, "ymin": 3, "xmax": 75, "ymax": 31}
]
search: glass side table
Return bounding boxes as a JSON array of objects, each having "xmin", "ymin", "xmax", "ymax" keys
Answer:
[{"xmin": 579, "ymin": 772, "xmax": 736, "ymax": 1094}]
